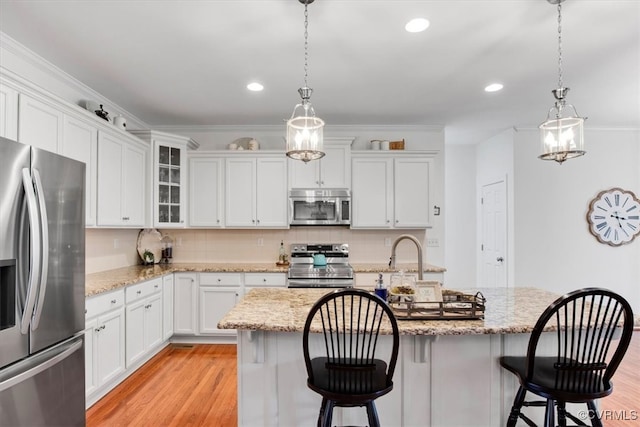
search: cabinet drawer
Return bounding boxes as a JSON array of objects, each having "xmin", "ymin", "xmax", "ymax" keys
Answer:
[
  {"xmin": 199, "ymin": 273, "xmax": 242, "ymax": 286},
  {"xmin": 126, "ymin": 277, "xmax": 162, "ymax": 304},
  {"xmin": 244, "ymin": 273, "xmax": 286, "ymax": 287},
  {"xmin": 85, "ymin": 289, "xmax": 125, "ymax": 319}
]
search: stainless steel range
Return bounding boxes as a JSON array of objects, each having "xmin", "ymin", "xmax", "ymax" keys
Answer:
[{"xmin": 287, "ymin": 243, "xmax": 354, "ymax": 288}]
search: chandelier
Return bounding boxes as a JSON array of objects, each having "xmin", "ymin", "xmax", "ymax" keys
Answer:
[
  {"xmin": 285, "ymin": 0, "xmax": 325, "ymax": 163},
  {"xmin": 538, "ymin": 0, "xmax": 586, "ymax": 164}
]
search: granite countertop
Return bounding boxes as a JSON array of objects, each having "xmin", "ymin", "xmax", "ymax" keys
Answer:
[
  {"xmin": 350, "ymin": 263, "xmax": 446, "ymax": 274},
  {"xmin": 85, "ymin": 262, "xmax": 446, "ymax": 297},
  {"xmin": 217, "ymin": 287, "xmax": 563, "ymax": 336}
]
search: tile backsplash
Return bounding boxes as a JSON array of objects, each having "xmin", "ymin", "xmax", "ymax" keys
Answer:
[{"xmin": 86, "ymin": 227, "xmax": 432, "ymax": 274}]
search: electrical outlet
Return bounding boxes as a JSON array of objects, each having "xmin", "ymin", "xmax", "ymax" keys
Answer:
[
  {"xmin": 257, "ymin": 238, "xmax": 264, "ymax": 246},
  {"xmin": 113, "ymin": 239, "xmax": 119, "ymax": 249},
  {"xmin": 426, "ymin": 238, "xmax": 439, "ymax": 247},
  {"xmin": 384, "ymin": 237, "xmax": 391, "ymax": 247},
  {"xmin": 177, "ymin": 237, "xmax": 183, "ymax": 246}
]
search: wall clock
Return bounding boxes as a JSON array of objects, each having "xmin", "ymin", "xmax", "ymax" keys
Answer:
[{"xmin": 587, "ymin": 188, "xmax": 640, "ymax": 246}]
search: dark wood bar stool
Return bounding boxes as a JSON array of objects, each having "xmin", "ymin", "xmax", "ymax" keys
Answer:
[
  {"xmin": 302, "ymin": 289, "xmax": 400, "ymax": 427},
  {"xmin": 500, "ymin": 287, "xmax": 634, "ymax": 427}
]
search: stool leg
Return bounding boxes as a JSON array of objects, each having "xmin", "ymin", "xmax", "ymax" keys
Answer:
[
  {"xmin": 557, "ymin": 401, "xmax": 567, "ymax": 427},
  {"xmin": 317, "ymin": 398, "xmax": 326, "ymax": 427},
  {"xmin": 366, "ymin": 402, "xmax": 380, "ymax": 427},
  {"xmin": 507, "ymin": 386, "xmax": 527, "ymax": 427},
  {"xmin": 544, "ymin": 399, "xmax": 555, "ymax": 427},
  {"xmin": 586, "ymin": 401, "xmax": 603, "ymax": 427},
  {"xmin": 323, "ymin": 399, "xmax": 335, "ymax": 427}
]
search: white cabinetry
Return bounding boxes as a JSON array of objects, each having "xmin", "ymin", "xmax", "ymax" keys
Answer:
[
  {"xmin": 188, "ymin": 156, "xmax": 224, "ymax": 227},
  {"xmin": 351, "ymin": 153, "xmax": 433, "ymax": 228},
  {"xmin": 288, "ymin": 138, "xmax": 352, "ymax": 189},
  {"xmin": 174, "ymin": 273, "xmax": 198, "ymax": 335},
  {"xmin": 162, "ymin": 274, "xmax": 174, "ymax": 340},
  {"xmin": 18, "ymin": 93, "xmax": 63, "ymax": 153},
  {"xmin": 199, "ymin": 273, "xmax": 241, "ymax": 335},
  {"xmin": 225, "ymin": 155, "xmax": 288, "ymax": 228},
  {"xmin": 0, "ymin": 82, "xmax": 18, "ymax": 140},
  {"xmin": 125, "ymin": 278, "xmax": 163, "ymax": 368},
  {"xmin": 96, "ymin": 131, "xmax": 148, "ymax": 227},
  {"xmin": 243, "ymin": 272, "xmax": 287, "ymax": 295},
  {"xmin": 61, "ymin": 115, "xmax": 98, "ymax": 226},
  {"xmin": 131, "ymin": 130, "xmax": 198, "ymax": 228},
  {"xmin": 84, "ymin": 289, "xmax": 126, "ymax": 403}
]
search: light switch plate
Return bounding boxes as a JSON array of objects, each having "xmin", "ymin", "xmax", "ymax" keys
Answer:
[{"xmin": 426, "ymin": 238, "xmax": 439, "ymax": 247}]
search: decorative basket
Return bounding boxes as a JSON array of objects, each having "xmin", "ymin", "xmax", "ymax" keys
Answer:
[{"xmin": 389, "ymin": 139, "xmax": 405, "ymax": 150}]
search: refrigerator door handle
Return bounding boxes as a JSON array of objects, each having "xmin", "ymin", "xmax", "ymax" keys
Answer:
[
  {"xmin": 30, "ymin": 168, "xmax": 49, "ymax": 330},
  {"xmin": 0, "ymin": 337, "xmax": 83, "ymax": 393},
  {"xmin": 20, "ymin": 168, "xmax": 42, "ymax": 335}
]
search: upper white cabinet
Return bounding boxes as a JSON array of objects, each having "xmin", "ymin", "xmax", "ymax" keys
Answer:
[
  {"xmin": 61, "ymin": 115, "xmax": 98, "ymax": 226},
  {"xmin": 288, "ymin": 138, "xmax": 352, "ymax": 189},
  {"xmin": 18, "ymin": 93, "xmax": 63, "ymax": 153},
  {"xmin": 0, "ymin": 82, "xmax": 18, "ymax": 140},
  {"xmin": 130, "ymin": 130, "xmax": 198, "ymax": 228},
  {"xmin": 351, "ymin": 153, "xmax": 433, "ymax": 228},
  {"xmin": 188, "ymin": 156, "xmax": 223, "ymax": 227},
  {"xmin": 97, "ymin": 131, "xmax": 148, "ymax": 227},
  {"xmin": 225, "ymin": 154, "xmax": 288, "ymax": 228}
]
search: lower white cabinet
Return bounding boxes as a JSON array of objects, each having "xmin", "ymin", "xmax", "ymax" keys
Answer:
[
  {"xmin": 84, "ymin": 289, "xmax": 126, "ymax": 402},
  {"xmin": 174, "ymin": 273, "xmax": 198, "ymax": 334},
  {"xmin": 125, "ymin": 278, "xmax": 163, "ymax": 367},
  {"xmin": 163, "ymin": 274, "xmax": 174, "ymax": 340},
  {"xmin": 199, "ymin": 273, "xmax": 241, "ymax": 335}
]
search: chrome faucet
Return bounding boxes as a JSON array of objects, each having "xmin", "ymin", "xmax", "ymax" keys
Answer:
[{"xmin": 389, "ymin": 234, "xmax": 424, "ymax": 280}]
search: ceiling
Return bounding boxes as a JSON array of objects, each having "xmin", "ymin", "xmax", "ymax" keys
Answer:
[{"xmin": 1, "ymin": 0, "xmax": 638, "ymax": 144}]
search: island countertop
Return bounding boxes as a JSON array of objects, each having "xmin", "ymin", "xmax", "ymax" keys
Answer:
[{"xmin": 218, "ymin": 287, "xmax": 562, "ymax": 336}]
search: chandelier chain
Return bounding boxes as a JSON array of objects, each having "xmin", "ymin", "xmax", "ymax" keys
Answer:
[
  {"xmin": 303, "ymin": 2, "xmax": 309, "ymax": 88},
  {"xmin": 557, "ymin": 2, "xmax": 563, "ymax": 89}
]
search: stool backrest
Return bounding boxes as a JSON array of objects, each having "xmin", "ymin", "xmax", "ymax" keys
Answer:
[
  {"xmin": 302, "ymin": 289, "xmax": 400, "ymax": 385},
  {"xmin": 526, "ymin": 288, "xmax": 634, "ymax": 390}
]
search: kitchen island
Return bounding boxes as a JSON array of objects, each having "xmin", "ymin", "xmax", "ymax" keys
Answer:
[{"xmin": 218, "ymin": 287, "xmax": 563, "ymax": 427}]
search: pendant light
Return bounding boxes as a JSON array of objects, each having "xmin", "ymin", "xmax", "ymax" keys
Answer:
[
  {"xmin": 538, "ymin": 0, "xmax": 586, "ymax": 164},
  {"xmin": 286, "ymin": 0, "xmax": 325, "ymax": 163}
]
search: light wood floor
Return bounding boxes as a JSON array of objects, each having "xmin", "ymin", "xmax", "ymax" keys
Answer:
[{"xmin": 87, "ymin": 333, "xmax": 639, "ymax": 427}]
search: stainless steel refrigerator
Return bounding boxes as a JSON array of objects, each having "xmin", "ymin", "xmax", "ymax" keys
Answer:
[{"xmin": 0, "ymin": 137, "xmax": 86, "ymax": 426}]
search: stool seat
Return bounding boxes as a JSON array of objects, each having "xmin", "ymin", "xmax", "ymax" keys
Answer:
[{"xmin": 307, "ymin": 357, "xmax": 392, "ymax": 400}]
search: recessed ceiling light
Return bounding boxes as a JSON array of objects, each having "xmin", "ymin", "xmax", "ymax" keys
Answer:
[
  {"xmin": 247, "ymin": 82, "xmax": 264, "ymax": 92},
  {"xmin": 484, "ymin": 83, "xmax": 504, "ymax": 93},
  {"xmin": 405, "ymin": 18, "xmax": 430, "ymax": 33}
]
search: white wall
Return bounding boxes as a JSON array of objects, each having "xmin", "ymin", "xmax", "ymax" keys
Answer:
[
  {"xmin": 513, "ymin": 128, "xmax": 640, "ymax": 312},
  {"xmin": 444, "ymin": 144, "xmax": 476, "ymax": 287}
]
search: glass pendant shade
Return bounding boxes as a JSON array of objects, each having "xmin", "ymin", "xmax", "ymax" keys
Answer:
[
  {"xmin": 286, "ymin": 93, "xmax": 325, "ymax": 163},
  {"xmin": 539, "ymin": 95, "xmax": 585, "ymax": 163}
]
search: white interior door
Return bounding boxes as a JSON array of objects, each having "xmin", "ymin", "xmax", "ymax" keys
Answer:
[{"xmin": 481, "ymin": 180, "xmax": 507, "ymax": 287}]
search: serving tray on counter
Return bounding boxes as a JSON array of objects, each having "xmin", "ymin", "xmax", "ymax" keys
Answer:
[{"xmin": 389, "ymin": 290, "xmax": 486, "ymax": 321}]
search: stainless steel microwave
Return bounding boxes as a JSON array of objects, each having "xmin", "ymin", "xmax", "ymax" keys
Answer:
[{"xmin": 289, "ymin": 189, "xmax": 351, "ymax": 226}]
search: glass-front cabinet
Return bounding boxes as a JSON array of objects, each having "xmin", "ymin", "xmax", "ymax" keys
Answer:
[{"xmin": 130, "ymin": 130, "xmax": 198, "ymax": 228}]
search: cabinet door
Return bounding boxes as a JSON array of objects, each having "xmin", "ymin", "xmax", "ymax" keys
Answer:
[
  {"xmin": 18, "ymin": 93, "xmax": 63, "ymax": 153},
  {"xmin": 320, "ymin": 143, "xmax": 351, "ymax": 188},
  {"xmin": 351, "ymin": 157, "xmax": 393, "ymax": 228},
  {"xmin": 96, "ymin": 308, "xmax": 125, "ymax": 386},
  {"xmin": 225, "ymin": 158, "xmax": 256, "ymax": 227},
  {"xmin": 97, "ymin": 132, "xmax": 124, "ymax": 226},
  {"xmin": 189, "ymin": 157, "xmax": 223, "ymax": 227},
  {"xmin": 0, "ymin": 83, "xmax": 18, "ymax": 140},
  {"xmin": 394, "ymin": 157, "xmax": 432, "ymax": 227},
  {"xmin": 125, "ymin": 300, "xmax": 146, "ymax": 367},
  {"xmin": 288, "ymin": 158, "xmax": 319, "ymax": 188},
  {"xmin": 155, "ymin": 143, "xmax": 186, "ymax": 227},
  {"xmin": 122, "ymin": 142, "xmax": 146, "ymax": 226},
  {"xmin": 199, "ymin": 287, "xmax": 238, "ymax": 335},
  {"xmin": 144, "ymin": 293, "xmax": 163, "ymax": 350},
  {"xmin": 174, "ymin": 273, "xmax": 198, "ymax": 334},
  {"xmin": 256, "ymin": 157, "xmax": 288, "ymax": 227},
  {"xmin": 162, "ymin": 275, "xmax": 174, "ymax": 340},
  {"xmin": 62, "ymin": 115, "xmax": 98, "ymax": 226},
  {"xmin": 84, "ymin": 318, "xmax": 98, "ymax": 397}
]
